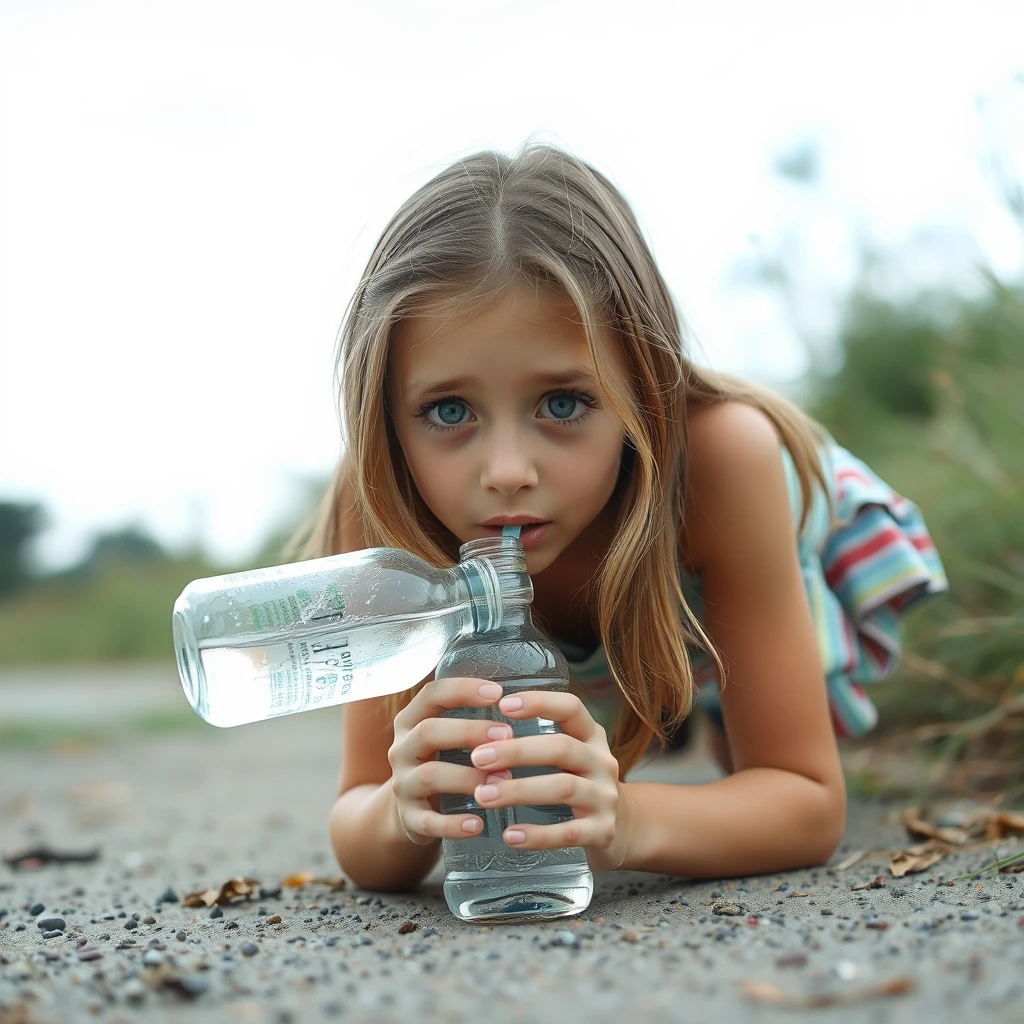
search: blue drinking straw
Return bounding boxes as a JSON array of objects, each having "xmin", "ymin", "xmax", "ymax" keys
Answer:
[{"xmin": 501, "ymin": 525, "xmax": 522, "ymax": 539}]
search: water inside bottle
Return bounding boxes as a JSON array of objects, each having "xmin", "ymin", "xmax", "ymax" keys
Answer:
[
  {"xmin": 438, "ymin": 679, "xmax": 593, "ymax": 922},
  {"xmin": 193, "ymin": 616, "xmax": 453, "ymax": 727}
]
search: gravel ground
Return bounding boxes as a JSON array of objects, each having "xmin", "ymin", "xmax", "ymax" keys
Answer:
[{"xmin": 2, "ymin": 676, "xmax": 1024, "ymax": 1024}]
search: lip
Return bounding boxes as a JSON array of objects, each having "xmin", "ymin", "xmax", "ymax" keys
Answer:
[
  {"xmin": 481, "ymin": 515, "xmax": 548, "ymax": 527},
  {"xmin": 481, "ymin": 521, "xmax": 551, "ymax": 550}
]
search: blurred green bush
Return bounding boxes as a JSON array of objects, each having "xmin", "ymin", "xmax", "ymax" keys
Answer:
[{"xmin": 807, "ymin": 269, "xmax": 1024, "ymax": 793}]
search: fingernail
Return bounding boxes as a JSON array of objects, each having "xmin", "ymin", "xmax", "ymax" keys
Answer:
[
  {"xmin": 478, "ymin": 683, "xmax": 502, "ymax": 700},
  {"xmin": 504, "ymin": 829, "xmax": 526, "ymax": 844},
  {"xmin": 478, "ymin": 785, "xmax": 499, "ymax": 802},
  {"xmin": 486, "ymin": 726, "xmax": 509, "ymax": 741},
  {"xmin": 472, "ymin": 747, "xmax": 496, "ymax": 766},
  {"xmin": 499, "ymin": 696, "xmax": 523, "ymax": 712},
  {"xmin": 462, "ymin": 817, "xmax": 481, "ymax": 833}
]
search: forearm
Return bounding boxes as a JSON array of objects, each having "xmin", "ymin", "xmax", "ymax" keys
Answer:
[
  {"xmin": 329, "ymin": 782, "xmax": 440, "ymax": 891},
  {"xmin": 618, "ymin": 769, "xmax": 846, "ymax": 877}
]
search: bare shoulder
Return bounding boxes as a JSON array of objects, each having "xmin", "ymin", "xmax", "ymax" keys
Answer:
[{"xmin": 682, "ymin": 400, "xmax": 785, "ymax": 572}]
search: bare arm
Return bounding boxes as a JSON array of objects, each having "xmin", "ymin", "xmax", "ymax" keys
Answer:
[
  {"xmin": 326, "ymin": 468, "xmax": 440, "ymax": 891},
  {"xmin": 329, "ymin": 694, "xmax": 442, "ymax": 892},
  {"xmin": 616, "ymin": 402, "xmax": 846, "ymax": 877}
]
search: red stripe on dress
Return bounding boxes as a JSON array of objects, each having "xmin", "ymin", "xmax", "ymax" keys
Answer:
[{"xmin": 824, "ymin": 526, "xmax": 901, "ymax": 588}]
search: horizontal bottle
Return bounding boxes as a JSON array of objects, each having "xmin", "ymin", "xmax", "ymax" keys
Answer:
[{"xmin": 172, "ymin": 544, "xmax": 532, "ymax": 727}]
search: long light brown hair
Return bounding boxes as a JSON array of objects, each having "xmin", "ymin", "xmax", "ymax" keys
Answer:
[{"xmin": 287, "ymin": 139, "xmax": 832, "ymax": 778}]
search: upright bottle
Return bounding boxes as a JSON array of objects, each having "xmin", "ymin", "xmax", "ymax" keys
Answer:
[
  {"xmin": 172, "ymin": 544, "xmax": 525, "ymax": 727},
  {"xmin": 435, "ymin": 534, "xmax": 594, "ymax": 924}
]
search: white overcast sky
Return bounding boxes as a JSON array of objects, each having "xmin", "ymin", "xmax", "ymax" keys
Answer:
[{"xmin": 1, "ymin": 0, "xmax": 1022, "ymax": 573}]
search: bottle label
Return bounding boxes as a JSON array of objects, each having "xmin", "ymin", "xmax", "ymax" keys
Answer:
[
  {"xmin": 248, "ymin": 585, "xmax": 345, "ymax": 632},
  {"xmin": 261, "ymin": 636, "xmax": 356, "ymax": 714}
]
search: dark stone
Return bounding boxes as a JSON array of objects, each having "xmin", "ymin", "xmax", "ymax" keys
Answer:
[
  {"xmin": 241, "ymin": 943, "xmax": 259, "ymax": 957},
  {"xmin": 123, "ymin": 918, "xmax": 139, "ymax": 930},
  {"xmin": 36, "ymin": 917, "xmax": 66, "ymax": 931},
  {"xmin": 209, "ymin": 907, "xmax": 223, "ymax": 919}
]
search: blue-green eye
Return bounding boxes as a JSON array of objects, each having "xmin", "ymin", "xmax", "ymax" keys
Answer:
[{"xmin": 417, "ymin": 389, "xmax": 596, "ymax": 433}]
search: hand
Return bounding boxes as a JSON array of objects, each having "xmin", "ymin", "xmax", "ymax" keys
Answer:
[
  {"xmin": 388, "ymin": 677, "xmax": 513, "ymax": 846},
  {"xmin": 470, "ymin": 690, "xmax": 628, "ymax": 873}
]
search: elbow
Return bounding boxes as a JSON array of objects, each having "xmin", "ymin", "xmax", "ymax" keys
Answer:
[{"xmin": 806, "ymin": 780, "xmax": 847, "ymax": 866}]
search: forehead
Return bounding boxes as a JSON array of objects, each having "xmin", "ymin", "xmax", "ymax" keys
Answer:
[{"xmin": 389, "ymin": 286, "xmax": 619, "ymax": 384}]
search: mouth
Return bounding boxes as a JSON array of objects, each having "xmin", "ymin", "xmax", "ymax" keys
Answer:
[
  {"xmin": 480, "ymin": 521, "xmax": 552, "ymax": 549},
  {"xmin": 481, "ymin": 516, "xmax": 549, "ymax": 528}
]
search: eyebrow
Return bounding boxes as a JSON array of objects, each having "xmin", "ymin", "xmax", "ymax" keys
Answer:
[{"xmin": 405, "ymin": 369, "xmax": 598, "ymax": 399}]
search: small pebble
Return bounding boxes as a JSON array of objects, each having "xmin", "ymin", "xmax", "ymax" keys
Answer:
[
  {"xmin": 259, "ymin": 887, "xmax": 282, "ymax": 899},
  {"xmin": 267, "ymin": 915, "xmax": 282, "ymax": 925},
  {"xmin": 176, "ymin": 930, "xmax": 187, "ymax": 942},
  {"xmin": 821, "ymin": 909, "xmax": 834, "ymax": 916},
  {"xmin": 142, "ymin": 915, "xmax": 156, "ymax": 925},
  {"xmin": 142, "ymin": 950, "xmax": 165, "ymax": 967},
  {"xmin": 41, "ymin": 929, "xmax": 63, "ymax": 939},
  {"xmin": 123, "ymin": 979, "xmax": 147, "ymax": 1004},
  {"xmin": 209, "ymin": 907, "xmax": 224, "ymax": 919},
  {"xmin": 241, "ymin": 942, "xmax": 259, "ymax": 957},
  {"xmin": 551, "ymin": 930, "xmax": 578, "ymax": 947},
  {"xmin": 123, "ymin": 918, "xmax": 138, "ymax": 931},
  {"xmin": 29, "ymin": 902, "xmax": 45, "ymax": 916},
  {"xmin": 76, "ymin": 948, "xmax": 102, "ymax": 962},
  {"xmin": 398, "ymin": 921, "xmax": 418, "ymax": 934},
  {"xmin": 158, "ymin": 887, "xmax": 178, "ymax": 904},
  {"xmin": 36, "ymin": 917, "xmax": 66, "ymax": 932}
]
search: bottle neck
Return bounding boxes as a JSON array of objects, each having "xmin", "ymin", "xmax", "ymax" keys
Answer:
[{"xmin": 455, "ymin": 535, "xmax": 533, "ymax": 634}]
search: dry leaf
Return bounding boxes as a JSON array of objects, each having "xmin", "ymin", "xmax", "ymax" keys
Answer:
[
  {"xmin": 900, "ymin": 808, "xmax": 970, "ymax": 845},
  {"xmin": 181, "ymin": 876, "xmax": 260, "ymax": 907},
  {"xmin": 890, "ymin": 840, "xmax": 951, "ymax": 878},
  {"xmin": 740, "ymin": 976, "xmax": 917, "ymax": 1008},
  {"xmin": 279, "ymin": 872, "xmax": 346, "ymax": 891},
  {"xmin": 835, "ymin": 850, "xmax": 867, "ymax": 870},
  {"xmin": 985, "ymin": 811, "xmax": 1024, "ymax": 840},
  {"xmin": 851, "ymin": 875, "xmax": 888, "ymax": 891},
  {"xmin": 66, "ymin": 781, "xmax": 134, "ymax": 805}
]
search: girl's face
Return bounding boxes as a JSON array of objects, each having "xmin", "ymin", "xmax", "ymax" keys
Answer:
[{"xmin": 387, "ymin": 285, "xmax": 630, "ymax": 576}]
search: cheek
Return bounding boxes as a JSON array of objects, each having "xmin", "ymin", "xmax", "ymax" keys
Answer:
[
  {"xmin": 403, "ymin": 441, "xmax": 465, "ymax": 514},
  {"xmin": 555, "ymin": 434, "xmax": 622, "ymax": 502}
]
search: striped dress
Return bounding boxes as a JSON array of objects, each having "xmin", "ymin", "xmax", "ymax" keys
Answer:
[{"xmin": 552, "ymin": 437, "xmax": 949, "ymax": 739}]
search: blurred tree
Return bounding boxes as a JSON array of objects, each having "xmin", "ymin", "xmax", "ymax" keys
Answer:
[
  {"xmin": 63, "ymin": 524, "xmax": 169, "ymax": 580},
  {"xmin": 0, "ymin": 501, "xmax": 46, "ymax": 600}
]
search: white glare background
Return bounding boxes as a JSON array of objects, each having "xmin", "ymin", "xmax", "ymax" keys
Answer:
[{"xmin": 1, "ymin": 0, "xmax": 1022, "ymax": 572}]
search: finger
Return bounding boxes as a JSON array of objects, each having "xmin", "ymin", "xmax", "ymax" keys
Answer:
[
  {"xmin": 400, "ymin": 801, "xmax": 488, "ymax": 843},
  {"xmin": 474, "ymin": 772, "xmax": 607, "ymax": 813},
  {"xmin": 496, "ymin": 690, "xmax": 604, "ymax": 743},
  {"xmin": 499, "ymin": 818, "xmax": 602, "ymax": 851},
  {"xmin": 403, "ymin": 719, "xmax": 513, "ymax": 764},
  {"xmin": 395, "ymin": 760, "xmax": 488, "ymax": 801},
  {"xmin": 470, "ymin": 732, "xmax": 593, "ymax": 774},
  {"xmin": 397, "ymin": 676, "xmax": 504, "ymax": 730}
]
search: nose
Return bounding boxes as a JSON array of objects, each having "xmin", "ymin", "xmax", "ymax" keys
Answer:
[{"xmin": 479, "ymin": 425, "xmax": 539, "ymax": 494}]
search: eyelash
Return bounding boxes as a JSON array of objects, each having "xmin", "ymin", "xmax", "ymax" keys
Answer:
[{"xmin": 417, "ymin": 389, "xmax": 597, "ymax": 434}]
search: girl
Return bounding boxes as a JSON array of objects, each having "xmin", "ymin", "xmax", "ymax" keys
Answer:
[{"xmin": 291, "ymin": 142, "xmax": 947, "ymax": 891}]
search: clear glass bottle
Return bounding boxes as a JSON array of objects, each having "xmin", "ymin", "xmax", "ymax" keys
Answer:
[
  {"xmin": 436, "ymin": 535, "xmax": 594, "ymax": 924},
  {"xmin": 172, "ymin": 544, "xmax": 530, "ymax": 728}
]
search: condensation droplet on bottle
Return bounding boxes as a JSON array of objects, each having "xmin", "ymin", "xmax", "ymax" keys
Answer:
[{"xmin": 203, "ymin": 615, "xmax": 210, "ymax": 623}]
